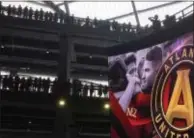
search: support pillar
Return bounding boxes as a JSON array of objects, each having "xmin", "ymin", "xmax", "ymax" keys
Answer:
[
  {"xmin": 131, "ymin": 1, "xmax": 141, "ymax": 28},
  {"xmin": 53, "ymin": 34, "xmax": 73, "ymax": 138}
]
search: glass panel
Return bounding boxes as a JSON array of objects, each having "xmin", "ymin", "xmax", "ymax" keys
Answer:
[
  {"xmin": 69, "ymin": 2, "xmax": 133, "ymax": 20},
  {"xmin": 115, "ymin": 15, "xmax": 137, "ymax": 26},
  {"xmin": 182, "ymin": 4, "xmax": 193, "ymax": 17},
  {"xmin": 59, "ymin": 5, "xmax": 66, "ymax": 13},
  {"xmin": 79, "ymin": 79, "xmax": 108, "ymax": 85},
  {"xmin": 53, "ymin": 2, "xmax": 63, "ymax": 5},
  {"xmin": 17, "ymin": 72, "xmax": 57, "ymax": 81},
  {"xmin": 137, "ymin": 2, "xmax": 192, "ymax": 27},
  {"xmin": 2, "ymin": 2, "xmax": 54, "ymax": 12},
  {"xmin": 0, "ymin": 71, "xmax": 10, "ymax": 76},
  {"xmin": 134, "ymin": 2, "xmax": 170, "ymax": 10}
]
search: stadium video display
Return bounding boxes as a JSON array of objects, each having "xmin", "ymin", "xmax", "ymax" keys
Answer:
[{"xmin": 108, "ymin": 32, "xmax": 194, "ymax": 138}]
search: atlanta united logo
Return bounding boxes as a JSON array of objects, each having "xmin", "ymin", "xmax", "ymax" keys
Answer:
[{"xmin": 151, "ymin": 45, "xmax": 194, "ymax": 138}]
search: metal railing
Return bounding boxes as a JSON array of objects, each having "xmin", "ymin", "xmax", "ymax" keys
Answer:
[
  {"xmin": 161, "ymin": 3, "xmax": 193, "ymax": 23},
  {"xmin": 0, "ymin": 3, "xmax": 193, "ymax": 35},
  {"xmin": 0, "ymin": 75, "xmax": 109, "ymax": 99}
]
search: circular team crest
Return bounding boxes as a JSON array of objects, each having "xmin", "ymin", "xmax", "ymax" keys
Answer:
[{"xmin": 151, "ymin": 45, "xmax": 194, "ymax": 138}]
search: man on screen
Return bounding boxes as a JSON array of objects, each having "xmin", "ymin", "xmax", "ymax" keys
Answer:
[
  {"xmin": 110, "ymin": 47, "xmax": 162, "ymax": 138},
  {"xmin": 141, "ymin": 46, "xmax": 162, "ymax": 93},
  {"xmin": 126, "ymin": 46, "xmax": 162, "ymax": 138},
  {"xmin": 110, "ymin": 53, "xmax": 143, "ymax": 138},
  {"xmin": 137, "ymin": 57, "xmax": 145, "ymax": 85},
  {"xmin": 117, "ymin": 53, "xmax": 141, "ymax": 112}
]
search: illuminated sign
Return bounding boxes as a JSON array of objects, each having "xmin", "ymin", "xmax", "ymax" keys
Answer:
[{"xmin": 151, "ymin": 45, "xmax": 194, "ymax": 138}]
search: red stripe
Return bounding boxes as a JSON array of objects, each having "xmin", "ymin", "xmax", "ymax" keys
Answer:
[
  {"xmin": 135, "ymin": 92, "xmax": 151, "ymax": 107},
  {"xmin": 111, "ymin": 127, "xmax": 120, "ymax": 138},
  {"xmin": 163, "ymin": 76, "xmax": 171, "ymax": 113},
  {"xmin": 110, "ymin": 91, "xmax": 140, "ymax": 138},
  {"xmin": 128, "ymin": 92, "xmax": 152, "ymax": 126}
]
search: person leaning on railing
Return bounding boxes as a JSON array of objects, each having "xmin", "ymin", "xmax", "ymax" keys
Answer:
[
  {"xmin": 163, "ymin": 14, "xmax": 176, "ymax": 28},
  {"xmin": 148, "ymin": 15, "xmax": 161, "ymax": 31}
]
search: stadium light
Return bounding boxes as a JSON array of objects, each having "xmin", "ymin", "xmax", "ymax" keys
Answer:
[
  {"xmin": 104, "ymin": 103, "xmax": 110, "ymax": 110},
  {"xmin": 58, "ymin": 98, "xmax": 66, "ymax": 107}
]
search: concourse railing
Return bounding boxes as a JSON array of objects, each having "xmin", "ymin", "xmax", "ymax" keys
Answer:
[
  {"xmin": 0, "ymin": 3, "xmax": 193, "ymax": 35},
  {"xmin": 0, "ymin": 74, "xmax": 108, "ymax": 99}
]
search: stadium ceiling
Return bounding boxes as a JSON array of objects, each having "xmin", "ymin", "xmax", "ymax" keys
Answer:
[{"xmin": 2, "ymin": 1, "xmax": 193, "ymax": 27}]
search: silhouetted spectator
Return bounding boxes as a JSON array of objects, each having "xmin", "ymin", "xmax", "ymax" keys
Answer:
[
  {"xmin": 171, "ymin": 15, "xmax": 176, "ymax": 23},
  {"xmin": 149, "ymin": 15, "xmax": 161, "ymax": 31},
  {"xmin": 14, "ymin": 75, "xmax": 19, "ymax": 92},
  {"xmin": 39, "ymin": 8, "xmax": 43, "ymax": 20},
  {"xmin": 40, "ymin": 79, "xmax": 44, "ymax": 92},
  {"xmin": 140, "ymin": 25, "xmax": 149, "ymax": 34},
  {"xmin": 104, "ymin": 20, "xmax": 111, "ymax": 31},
  {"xmin": 33, "ymin": 78, "xmax": 38, "ymax": 92},
  {"xmin": 23, "ymin": 6, "xmax": 28, "ymax": 19},
  {"xmin": 127, "ymin": 22, "xmax": 132, "ymax": 32},
  {"xmin": 8, "ymin": 75, "xmax": 13, "ymax": 91},
  {"xmin": 7, "ymin": 5, "xmax": 11, "ymax": 16},
  {"xmin": 12, "ymin": 5, "xmax": 16, "ymax": 16},
  {"xmin": 37, "ymin": 77, "xmax": 42, "ymax": 92},
  {"xmin": 59, "ymin": 12, "xmax": 64, "ymax": 23},
  {"xmin": 23, "ymin": 78, "xmax": 28, "ymax": 92},
  {"xmin": 43, "ymin": 78, "xmax": 50, "ymax": 93},
  {"xmin": 51, "ymin": 78, "xmax": 57, "ymax": 93},
  {"xmin": 103, "ymin": 86, "xmax": 108, "ymax": 96},
  {"xmin": 163, "ymin": 15, "xmax": 176, "ymax": 28},
  {"xmin": 17, "ymin": 5, "xmax": 22, "ymax": 17},
  {"xmin": 53, "ymin": 12, "xmax": 58, "ymax": 23},
  {"xmin": 19, "ymin": 77, "xmax": 25, "ymax": 92},
  {"xmin": 22, "ymin": 78, "xmax": 27, "ymax": 92},
  {"xmin": 98, "ymin": 84, "xmax": 103, "ymax": 97},
  {"xmin": 121, "ymin": 23, "xmax": 126, "ymax": 32},
  {"xmin": 2, "ymin": 75, "xmax": 8, "ymax": 90},
  {"xmin": 163, "ymin": 15, "xmax": 170, "ymax": 27},
  {"xmin": 29, "ymin": 7, "xmax": 33, "ymax": 19},
  {"xmin": 83, "ymin": 84, "xmax": 88, "ymax": 97},
  {"xmin": 85, "ymin": 16, "xmax": 90, "ymax": 27},
  {"xmin": 64, "ymin": 14, "xmax": 70, "ymax": 24},
  {"xmin": 48, "ymin": 12, "xmax": 53, "ymax": 22},
  {"xmin": 34, "ymin": 9, "xmax": 39, "ymax": 20},
  {"xmin": 70, "ymin": 14, "xmax": 75, "ymax": 24},
  {"xmin": 27, "ymin": 77, "xmax": 32, "ymax": 92},
  {"xmin": 77, "ymin": 80, "xmax": 82, "ymax": 95},
  {"xmin": 77, "ymin": 18, "xmax": 81, "ymax": 26},
  {"xmin": 72, "ymin": 79, "xmax": 79, "ymax": 96},
  {"xmin": 42, "ymin": 79, "xmax": 46, "ymax": 93},
  {"xmin": 45, "ymin": 11, "xmax": 49, "ymax": 21},
  {"xmin": 89, "ymin": 83, "xmax": 94, "ymax": 97},
  {"xmin": 93, "ymin": 17, "xmax": 98, "ymax": 28},
  {"xmin": 112, "ymin": 20, "xmax": 118, "ymax": 31}
]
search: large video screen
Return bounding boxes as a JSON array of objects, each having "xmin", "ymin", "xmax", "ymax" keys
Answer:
[{"xmin": 108, "ymin": 32, "xmax": 193, "ymax": 138}]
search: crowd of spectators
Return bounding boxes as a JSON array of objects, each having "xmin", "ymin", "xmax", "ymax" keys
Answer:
[
  {"xmin": 0, "ymin": 2, "xmax": 180, "ymax": 34},
  {"xmin": 0, "ymin": 2, "xmax": 135, "ymax": 33},
  {"xmin": 148, "ymin": 14, "xmax": 176, "ymax": 32},
  {"xmin": 0, "ymin": 74, "xmax": 108, "ymax": 98}
]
